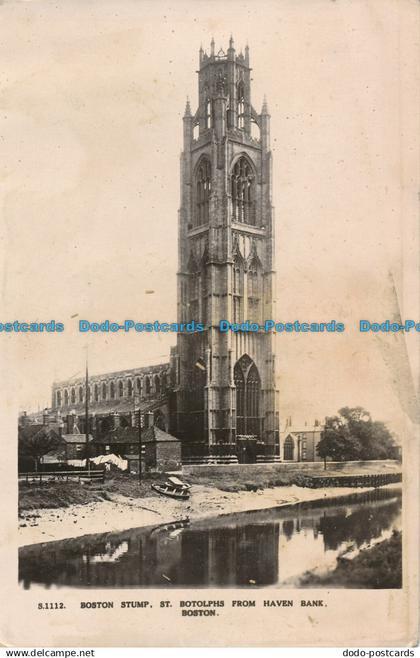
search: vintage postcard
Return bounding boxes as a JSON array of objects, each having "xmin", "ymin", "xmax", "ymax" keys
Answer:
[{"xmin": 0, "ymin": 0, "xmax": 418, "ymax": 648}]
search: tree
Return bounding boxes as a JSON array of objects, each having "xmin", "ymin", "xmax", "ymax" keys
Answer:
[
  {"xmin": 18, "ymin": 426, "xmax": 61, "ymax": 471},
  {"xmin": 317, "ymin": 406, "xmax": 397, "ymax": 467}
]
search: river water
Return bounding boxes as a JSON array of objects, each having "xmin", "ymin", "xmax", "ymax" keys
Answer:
[{"xmin": 19, "ymin": 486, "xmax": 401, "ymax": 589}]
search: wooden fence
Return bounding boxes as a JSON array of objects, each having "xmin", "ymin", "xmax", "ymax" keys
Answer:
[
  {"xmin": 298, "ymin": 472, "xmax": 402, "ymax": 489},
  {"xmin": 18, "ymin": 469, "xmax": 105, "ymax": 484}
]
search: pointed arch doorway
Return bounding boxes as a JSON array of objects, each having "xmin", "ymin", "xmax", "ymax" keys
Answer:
[{"xmin": 234, "ymin": 355, "xmax": 262, "ymax": 462}]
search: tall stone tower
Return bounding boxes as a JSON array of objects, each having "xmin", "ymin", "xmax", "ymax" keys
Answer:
[{"xmin": 173, "ymin": 38, "xmax": 279, "ymax": 463}]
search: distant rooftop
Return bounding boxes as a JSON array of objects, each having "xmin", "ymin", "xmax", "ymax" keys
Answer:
[{"xmin": 53, "ymin": 362, "xmax": 170, "ymax": 387}]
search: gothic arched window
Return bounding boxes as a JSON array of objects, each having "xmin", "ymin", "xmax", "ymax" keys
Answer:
[
  {"xmin": 118, "ymin": 380, "xmax": 124, "ymax": 398},
  {"xmin": 64, "ymin": 390, "xmax": 69, "ymax": 406},
  {"xmin": 205, "ymin": 98, "xmax": 212, "ymax": 129},
  {"xmin": 94, "ymin": 384, "xmax": 99, "ymax": 401},
  {"xmin": 202, "ymin": 271, "xmax": 208, "ymax": 324},
  {"xmin": 283, "ymin": 436, "xmax": 294, "ymax": 461},
  {"xmin": 154, "ymin": 375, "xmax": 161, "ymax": 395},
  {"xmin": 247, "ymin": 260, "xmax": 261, "ymax": 323},
  {"xmin": 56, "ymin": 390, "xmax": 62, "ymax": 407},
  {"xmin": 195, "ymin": 158, "xmax": 211, "ymax": 227},
  {"xmin": 246, "ymin": 364, "xmax": 260, "ymax": 435},
  {"xmin": 110, "ymin": 381, "xmax": 115, "ymax": 399},
  {"xmin": 127, "ymin": 379, "xmax": 133, "ymax": 397},
  {"xmin": 136, "ymin": 377, "xmax": 142, "ymax": 395},
  {"xmin": 71, "ymin": 388, "xmax": 76, "ymax": 404},
  {"xmin": 102, "ymin": 383, "xmax": 107, "ymax": 400},
  {"xmin": 145, "ymin": 377, "xmax": 151, "ymax": 396},
  {"xmin": 233, "ymin": 258, "xmax": 243, "ymax": 323},
  {"xmin": 188, "ymin": 254, "xmax": 199, "ymax": 320},
  {"xmin": 234, "ymin": 364, "xmax": 245, "ymax": 433},
  {"xmin": 231, "ymin": 157, "xmax": 255, "ymax": 225},
  {"xmin": 237, "ymin": 81, "xmax": 245, "ymax": 130},
  {"xmin": 234, "ymin": 355, "xmax": 261, "ymax": 437},
  {"xmin": 78, "ymin": 386, "xmax": 83, "ymax": 403}
]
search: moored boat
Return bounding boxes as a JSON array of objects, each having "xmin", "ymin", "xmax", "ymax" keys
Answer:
[
  {"xmin": 151, "ymin": 483, "xmax": 190, "ymax": 500},
  {"xmin": 167, "ymin": 475, "xmax": 191, "ymax": 490}
]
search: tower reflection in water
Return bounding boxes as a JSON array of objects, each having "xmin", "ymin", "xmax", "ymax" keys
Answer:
[{"xmin": 19, "ymin": 487, "xmax": 401, "ymax": 589}]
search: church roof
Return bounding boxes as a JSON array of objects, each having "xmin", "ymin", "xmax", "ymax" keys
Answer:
[
  {"xmin": 53, "ymin": 362, "xmax": 170, "ymax": 387},
  {"xmin": 142, "ymin": 426, "xmax": 180, "ymax": 443},
  {"xmin": 95, "ymin": 426, "xmax": 179, "ymax": 445},
  {"xmin": 55, "ymin": 396, "xmax": 168, "ymax": 417},
  {"xmin": 62, "ymin": 433, "xmax": 94, "ymax": 444},
  {"xmin": 18, "ymin": 425, "xmax": 60, "ymax": 440}
]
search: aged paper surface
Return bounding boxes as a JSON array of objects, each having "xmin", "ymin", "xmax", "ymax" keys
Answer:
[{"xmin": 0, "ymin": 0, "xmax": 418, "ymax": 648}]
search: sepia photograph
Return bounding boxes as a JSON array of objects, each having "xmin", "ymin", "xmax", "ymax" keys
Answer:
[{"xmin": 1, "ymin": 0, "xmax": 418, "ymax": 648}]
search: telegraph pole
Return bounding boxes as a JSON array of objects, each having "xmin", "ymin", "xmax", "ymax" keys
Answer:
[
  {"xmin": 85, "ymin": 350, "xmax": 90, "ymax": 474},
  {"xmin": 138, "ymin": 408, "xmax": 142, "ymax": 484}
]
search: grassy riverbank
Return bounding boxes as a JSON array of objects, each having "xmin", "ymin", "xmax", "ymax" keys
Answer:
[
  {"xmin": 19, "ymin": 472, "xmax": 160, "ymax": 513},
  {"xmin": 298, "ymin": 530, "xmax": 402, "ymax": 588},
  {"xmin": 19, "ymin": 464, "xmax": 401, "ymax": 513},
  {"xmin": 18, "ymin": 470, "xmax": 308, "ymax": 513}
]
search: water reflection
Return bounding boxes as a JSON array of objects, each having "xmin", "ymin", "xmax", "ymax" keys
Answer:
[{"xmin": 19, "ymin": 487, "xmax": 401, "ymax": 589}]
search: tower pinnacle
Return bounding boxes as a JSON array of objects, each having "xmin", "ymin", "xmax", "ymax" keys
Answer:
[
  {"xmin": 261, "ymin": 95, "xmax": 269, "ymax": 114},
  {"xmin": 184, "ymin": 97, "xmax": 191, "ymax": 117}
]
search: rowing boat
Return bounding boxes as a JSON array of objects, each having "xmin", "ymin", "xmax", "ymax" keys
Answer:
[{"xmin": 151, "ymin": 483, "xmax": 190, "ymax": 500}]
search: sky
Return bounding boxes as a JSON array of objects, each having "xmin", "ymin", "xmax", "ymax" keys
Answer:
[{"xmin": 0, "ymin": 0, "xmax": 418, "ymax": 433}]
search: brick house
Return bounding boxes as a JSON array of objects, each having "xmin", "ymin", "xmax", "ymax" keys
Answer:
[{"xmin": 94, "ymin": 425, "xmax": 181, "ymax": 473}]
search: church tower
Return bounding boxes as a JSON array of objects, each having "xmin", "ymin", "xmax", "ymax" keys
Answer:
[{"xmin": 173, "ymin": 39, "xmax": 279, "ymax": 462}]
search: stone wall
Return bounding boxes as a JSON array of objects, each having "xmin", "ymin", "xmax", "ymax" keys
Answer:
[{"xmin": 182, "ymin": 459, "xmax": 401, "ymax": 478}]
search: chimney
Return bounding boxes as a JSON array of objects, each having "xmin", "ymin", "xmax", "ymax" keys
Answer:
[
  {"xmin": 112, "ymin": 412, "xmax": 121, "ymax": 430},
  {"xmin": 43, "ymin": 408, "xmax": 49, "ymax": 426},
  {"xmin": 66, "ymin": 412, "xmax": 76, "ymax": 434},
  {"xmin": 144, "ymin": 411, "xmax": 154, "ymax": 429},
  {"xmin": 20, "ymin": 411, "xmax": 29, "ymax": 427}
]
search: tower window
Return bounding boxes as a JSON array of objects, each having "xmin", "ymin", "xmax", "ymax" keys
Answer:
[
  {"xmin": 247, "ymin": 263, "xmax": 261, "ymax": 323},
  {"xmin": 188, "ymin": 272, "xmax": 199, "ymax": 321},
  {"xmin": 237, "ymin": 82, "xmax": 245, "ymax": 130},
  {"xmin": 205, "ymin": 99, "xmax": 212, "ymax": 129},
  {"xmin": 231, "ymin": 157, "xmax": 255, "ymax": 225},
  {"xmin": 201, "ymin": 266, "xmax": 208, "ymax": 324},
  {"xmin": 234, "ymin": 356, "xmax": 261, "ymax": 437},
  {"xmin": 233, "ymin": 261, "xmax": 243, "ymax": 323},
  {"xmin": 195, "ymin": 158, "xmax": 211, "ymax": 227}
]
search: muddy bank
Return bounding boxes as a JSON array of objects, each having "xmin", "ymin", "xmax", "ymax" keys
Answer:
[{"xmin": 18, "ymin": 482, "xmax": 401, "ymax": 547}]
